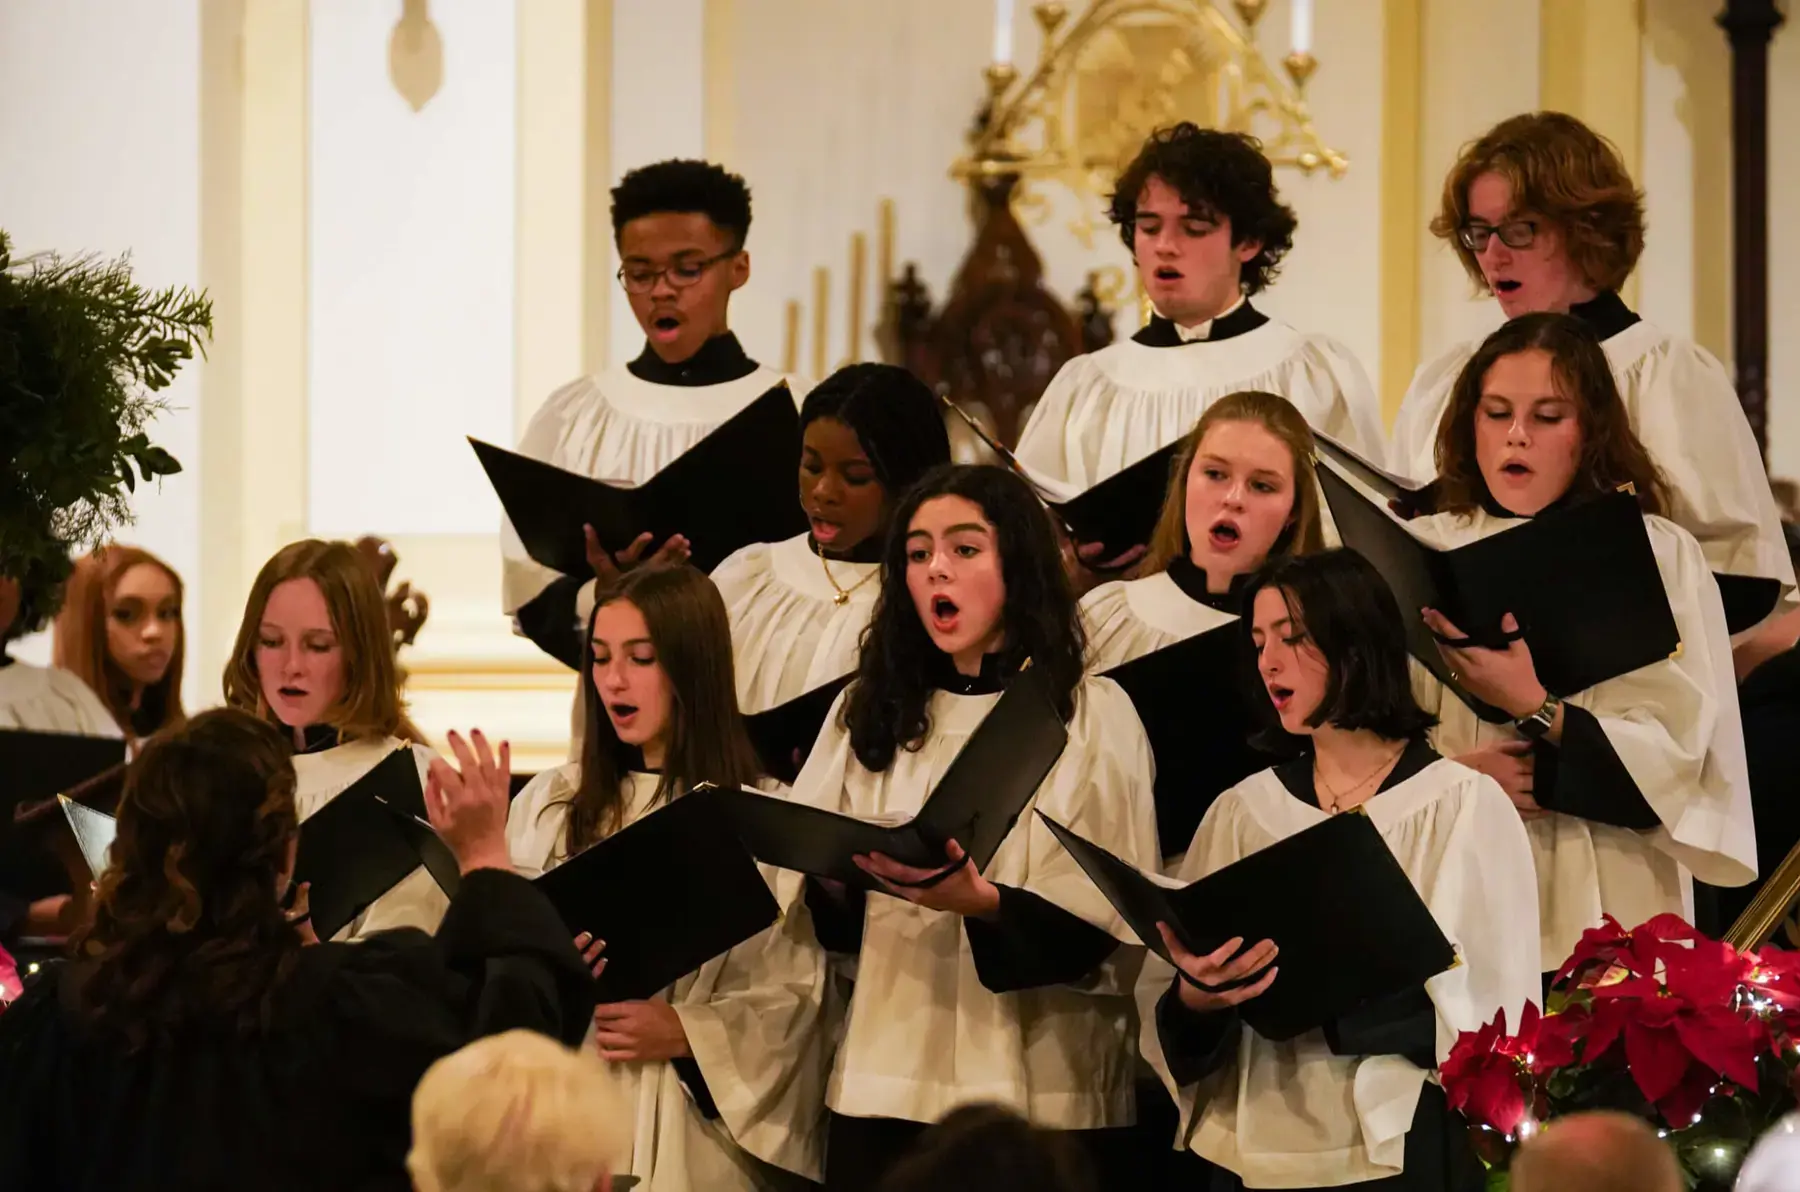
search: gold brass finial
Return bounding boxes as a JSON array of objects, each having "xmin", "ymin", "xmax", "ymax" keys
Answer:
[
  {"xmin": 1233, "ymin": 0, "xmax": 1269, "ymax": 28},
  {"xmin": 1282, "ymin": 49, "xmax": 1317, "ymax": 89},
  {"xmin": 1033, "ymin": 2, "xmax": 1069, "ymax": 38},
  {"xmin": 983, "ymin": 61, "xmax": 1019, "ymax": 103}
]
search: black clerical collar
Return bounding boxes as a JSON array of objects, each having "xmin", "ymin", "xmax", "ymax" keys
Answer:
[
  {"xmin": 1133, "ymin": 301, "xmax": 1269, "ymax": 348},
  {"xmin": 128, "ymin": 699, "xmax": 162, "ymax": 739},
  {"xmin": 1567, "ymin": 290, "xmax": 1641, "ymax": 342},
  {"xmin": 0, "ymin": 652, "xmax": 11, "ymax": 669},
  {"xmin": 811, "ymin": 532, "xmax": 886, "ymax": 565},
  {"xmin": 928, "ymin": 649, "xmax": 1023, "ymax": 695},
  {"xmin": 627, "ymin": 332, "xmax": 759, "ymax": 387},
  {"xmin": 1165, "ymin": 556, "xmax": 1253, "ymax": 613},
  {"xmin": 1274, "ymin": 736, "xmax": 1438, "ymax": 810},
  {"xmin": 297, "ymin": 724, "xmax": 343, "ymax": 754},
  {"xmin": 1476, "ymin": 487, "xmax": 1581, "ymax": 522}
]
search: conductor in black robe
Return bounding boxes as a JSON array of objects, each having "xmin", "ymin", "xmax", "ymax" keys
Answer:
[{"xmin": 0, "ymin": 710, "xmax": 595, "ymax": 1191}]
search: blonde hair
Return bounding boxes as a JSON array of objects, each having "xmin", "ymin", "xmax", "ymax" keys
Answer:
[
  {"xmin": 222, "ymin": 539, "xmax": 423, "ymax": 743},
  {"xmin": 1140, "ymin": 391, "xmax": 1326, "ymax": 575},
  {"xmin": 53, "ymin": 544, "xmax": 187, "ymax": 740},
  {"xmin": 407, "ymin": 1030, "xmax": 630, "ymax": 1192}
]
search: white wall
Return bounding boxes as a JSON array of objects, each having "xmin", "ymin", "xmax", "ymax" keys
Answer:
[
  {"xmin": 0, "ymin": 0, "xmax": 203, "ymax": 697},
  {"xmin": 1769, "ymin": 21, "xmax": 1800, "ymax": 482},
  {"xmin": 307, "ymin": 0, "xmax": 519, "ymax": 536}
]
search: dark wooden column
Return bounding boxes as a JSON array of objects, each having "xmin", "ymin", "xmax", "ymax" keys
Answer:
[{"xmin": 1719, "ymin": 0, "xmax": 1786, "ymax": 462}]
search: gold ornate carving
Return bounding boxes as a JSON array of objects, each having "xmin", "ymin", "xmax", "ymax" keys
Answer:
[
  {"xmin": 388, "ymin": 0, "xmax": 444, "ymax": 113},
  {"xmin": 354, "ymin": 536, "xmax": 431, "ymax": 650},
  {"xmin": 956, "ymin": 0, "xmax": 1347, "ymax": 246}
]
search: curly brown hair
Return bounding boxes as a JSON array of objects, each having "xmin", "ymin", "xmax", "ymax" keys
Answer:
[
  {"xmin": 1107, "ymin": 123, "xmax": 1298, "ymax": 296},
  {"xmin": 70, "ymin": 708, "xmax": 304, "ymax": 1050},
  {"xmin": 1430, "ymin": 111, "xmax": 1645, "ymax": 295},
  {"xmin": 222, "ymin": 539, "xmax": 422, "ymax": 744},
  {"xmin": 1140, "ymin": 391, "xmax": 1326, "ymax": 576},
  {"xmin": 1433, "ymin": 313, "xmax": 1667, "ymax": 518}
]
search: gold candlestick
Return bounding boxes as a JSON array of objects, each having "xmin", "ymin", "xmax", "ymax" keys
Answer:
[
  {"xmin": 846, "ymin": 233, "xmax": 867, "ymax": 365},
  {"xmin": 811, "ymin": 267, "xmax": 830, "ymax": 380},
  {"xmin": 1282, "ymin": 49, "xmax": 1317, "ymax": 89},
  {"xmin": 982, "ymin": 62, "xmax": 1017, "ymax": 104},
  {"xmin": 877, "ymin": 198, "xmax": 895, "ymax": 293},
  {"xmin": 783, "ymin": 300, "xmax": 800, "ymax": 374}
]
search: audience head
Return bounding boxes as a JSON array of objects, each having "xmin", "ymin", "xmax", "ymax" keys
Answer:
[
  {"xmin": 0, "ymin": 549, "xmax": 70, "ymax": 648},
  {"xmin": 609, "ymin": 158, "xmax": 752, "ymax": 363},
  {"xmin": 72, "ymin": 708, "xmax": 304, "ymax": 1049},
  {"xmin": 798, "ymin": 363, "xmax": 952, "ymax": 558},
  {"xmin": 847, "ymin": 464, "xmax": 1083, "ymax": 772},
  {"xmin": 873, "ymin": 1103, "xmax": 1096, "ymax": 1192},
  {"xmin": 1435, "ymin": 312, "xmax": 1666, "ymax": 519},
  {"xmin": 407, "ymin": 1030, "xmax": 629, "ymax": 1192},
  {"xmin": 1736, "ymin": 1113, "xmax": 1800, "ymax": 1192},
  {"xmin": 1108, "ymin": 122, "xmax": 1297, "ymax": 323},
  {"xmin": 565, "ymin": 563, "xmax": 760, "ymax": 855},
  {"xmin": 224, "ymin": 538, "xmax": 422, "ymax": 748},
  {"xmin": 1508, "ymin": 1110, "xmax": 1682, "ymax": 1192},
  {"xmin": 1143, "ymin": 391, "xmax": 1325, "ymax": 584},
  {"xmin": 53, "ymin": 544, "xmax": 185, "ymax": 738},
  {"xmin": 1244, "ymin": 549, "xmax": 1435, "ymax": 745},
  {"xmin": 1432, "ymin": 111, "xmax": 1644, "ymax": 318}
]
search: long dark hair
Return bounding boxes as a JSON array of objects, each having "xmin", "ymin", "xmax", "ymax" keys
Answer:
[
  {"xmin": 559, "ymin": 564, "xmax": 762, "ymax": 856},
  {"xmin": 844, "ymin": 464, "xmax": 1085, "ymax": 772},
  {"xmin": 53, "ymin": 544, "xmax": 188, "ymax": 740},
  {"xmin": 1433, "ymin": 313, "xmax": 1667, "ymax": 517},
  {"xmin": 71, "ymin": 708, "xmax": 304, "ymax": 1049},
  {"xmin": 1244, "ymin": 550, "xmax": 1436, "ymax": 748}
]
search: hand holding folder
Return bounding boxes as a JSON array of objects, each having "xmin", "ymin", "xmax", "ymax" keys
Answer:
[
  {"xmin": 712, "ymin": 667, "xmax": 1070, "ymax": 890},
  {"xmin": 474, "ymin": 383, "xmax": 807, "ymax": 576},
  {"xmin": 1039, "ymin": 810, "xmax": 1456, "ymax": 1041}
]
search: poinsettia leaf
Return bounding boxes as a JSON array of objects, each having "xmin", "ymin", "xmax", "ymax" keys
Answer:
[
  {"xmin": 1673, "ymin": 1012, "xmax": 1763, "ymax": 1091},
  {"xmin": 1624, "ymin": 1021, "xmax": 1695, "ymax": 1103}
]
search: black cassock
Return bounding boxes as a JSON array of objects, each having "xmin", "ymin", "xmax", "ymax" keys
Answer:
[{"xmin": 0, "ymin": 868, "xmax": 595, "ymax": 1192}]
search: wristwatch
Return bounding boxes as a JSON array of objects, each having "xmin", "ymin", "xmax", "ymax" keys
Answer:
[{"xmin": 1513, "ymin": 693, "xmax": 1562, "ymax": 740}]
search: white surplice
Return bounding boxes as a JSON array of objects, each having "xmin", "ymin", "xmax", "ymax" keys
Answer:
[
  {"xmin": 507, "ymin": 766, "xmax": 829, "ymax": 1191},
  {"xmin": 1139, "ymin": 759, "xmax": 1541, "ymax": 1187},
  {"xmin": 710, "ymin": 533, "xmax": 877, "ymax": 714},
  {"xmin": 1406, "ymin": 508, "xmax": 1758, "ymax": 963},
  {"xmin": 291, "ymin": 736, "xmax": 446, "ymax": 940},
  {"xmin": 0, "ymin": 661, "xmax": 121, "ymax": 737},
  {"xmin": 789, "ymin": 676, "xmax": 1160, "ymax": 1129},
  {"xmin": 1080, "ymin": 571, "xmax": 1240, "ymax": 673},
  {"xmin": 1014, "ymin": 318, "xmax": 1387, "ymax": 495},
  {"xmin": 1388, "ymin": 319, "xmax": 1795, "ymax": 622}
]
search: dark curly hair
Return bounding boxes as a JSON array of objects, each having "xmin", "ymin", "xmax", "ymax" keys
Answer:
[
  {"xmin": 844, "ymin": 464, "xmax": 1085, "ymax": 772},
  {"xmin": 874, "ymin": 1103, "xmax": 1096, "ymax": 1192},
  {"xmin": 1433, "ymin": 313, "xmax": 1667, "ymax": 518},
  {"xmin": 70, "ymin": 708, "xmax": 304, "ymax": 1050},
  {"xmin": 610, "ymin": 159, "xmax": 753, "ymax": 250},
  {"xmin": 1244, "ymin": 549, "xmax": 1437, "ymax": 748},
  {"xmin": 1, "ymin": 547, "xmax": 69, "ymax": 644},
  {"xmin": 1431, "ymin": 111, "xmax": 1645, "ymax": 295},
  {"xmin": 1107, "ymin": 123, "xmax": 1298, "ymax": 296}
]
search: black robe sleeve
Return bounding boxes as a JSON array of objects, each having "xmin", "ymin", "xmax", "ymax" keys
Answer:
[
  {"xmin": 0, "ymin": 888, "xmax": 24, "ymax": 945},
  {"xmin": 803, "ymin": 877, "xmax": 866, "ymax": 954},
  {"xmin": 963, "ymin": 884, "xmax": 1119, "ymax": 993},
  {"xmin": 671, "ymin": 1057, "xmax": 722, "ymax": 1120},
  {"xmin": 1531, "ymin": 704, "xmax": 1661, "ymax": 831},
  {"xmin": 1155, "ymin": 978, "xmax": 1241, "ymax": 1087},
  {"xmin": 515, "ymin": 574, "xmax": 588, "ymax": 671},
  {"xmin": 1323, "ymin": 986, "xmax": 1438, "ymax": 1069}
]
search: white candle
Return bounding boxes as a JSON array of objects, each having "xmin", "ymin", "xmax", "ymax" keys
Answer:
[
  {"xmin": 1290, "ymin": 0, "xmax": 1313, "ymax": 55},
  {"xmin": 993, "ymin": 0, "xmax": 1015, "ymax": 66}
]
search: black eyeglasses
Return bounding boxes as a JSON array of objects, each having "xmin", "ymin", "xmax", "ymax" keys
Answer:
[
  {"xmin": 1457, "ymin": 219, "xmax": 1538, "ymax": 253},
  {"xmin": 616, "ymin": 250, "xmax": 736, "ymax": 295}
]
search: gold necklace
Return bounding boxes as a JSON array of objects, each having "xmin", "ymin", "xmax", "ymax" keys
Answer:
[
  {"xmin": 814, "ymin": 539, "xmax": 878, "ymax": 606},
  {"xmin": 1315, "ymin": 741, "xmax": 1407, "ymax": 814}
]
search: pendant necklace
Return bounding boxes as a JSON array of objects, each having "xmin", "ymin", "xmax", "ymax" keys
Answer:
[{"xmin": 815, "ymin": 539, "xmax": 877, "ymax": 606}]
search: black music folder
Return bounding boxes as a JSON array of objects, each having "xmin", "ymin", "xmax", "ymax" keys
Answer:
[
  {"xmin": 1317, "ymin": 459, "xmax": 1680, "ymax": 714},
  {"xmin": 1102, "ymin": 627, "xmax": 1285, "ymax": 858},
  {"xmin": 1716, "ymin": 574, "xmax": 1786, "ymax": 637},
  {"xmin": 744, "ymin": 675, "xmax": 853, "ymax": 785},
  {"xmin": 472, "ymin": 384, "xmax": 807, "ymax": 575},
  {"xmin": 533, "ymin": 789, "xmax": 780, "ymax": 1002},
  {"xmin": 1041, "ymin": 811, "xmax": 1456, "ymax": 1041},
  {"xmin": 1050, "ymin": 441, "xmax": 1182, "ymax": 555},
  {"xmin": 1, "ymin": 728, "xmax": 127, "ymax": 813},
  {"xmin": 292, "ymin": 747, "xmax": 458, "ymax": 941},
  {"xmin": 58, "ymin": 795, "xmax": 117, "ymax": 879},
  {"xmin": 712, "ymin": 668, "xmax": 1070, "ymax": 889}
]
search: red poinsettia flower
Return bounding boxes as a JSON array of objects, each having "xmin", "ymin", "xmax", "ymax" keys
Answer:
[
  {"xmin": 0, "ymin": 941, "xmax": 21, "ymax": 1008},
  {"xmin": 1555, "ymin": 914, "xmax": 1708, "ymax": 991},
  {"xmin": 1583, "ymin": 943, "xmax": 1765, "ymax": 1124},
  {"xmin": 1494, "ymin": 1001, "xmax": 1581, "ymax": 1074},
  {"xmin": 1443, "ymin": 1007, "xmax": 1530, "ymax": 1134}
]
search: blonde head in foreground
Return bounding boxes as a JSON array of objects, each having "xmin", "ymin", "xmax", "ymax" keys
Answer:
[{"xmin": 407, "ymin": 1030, "xmax": 629, "ymax": 1192}]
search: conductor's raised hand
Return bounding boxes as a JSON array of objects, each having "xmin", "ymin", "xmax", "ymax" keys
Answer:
[
  {"xmin": 584, "ymin": 525, "xmax": 691, "ymax": 582},
  {"xmin": 855, "ymin": 839, "xmax": 1001, "ymax": 919},
  {"xmin": 1157, "ymin": 923, "xmax": 1279, "ymax": 1013},
  {"xmin": 1422, "ymin": 608, "xmax": 1548, "ymax": 720},
  {"xmin": 426, "ymin": 729, "xmax": 513, "ymax": 875}
]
